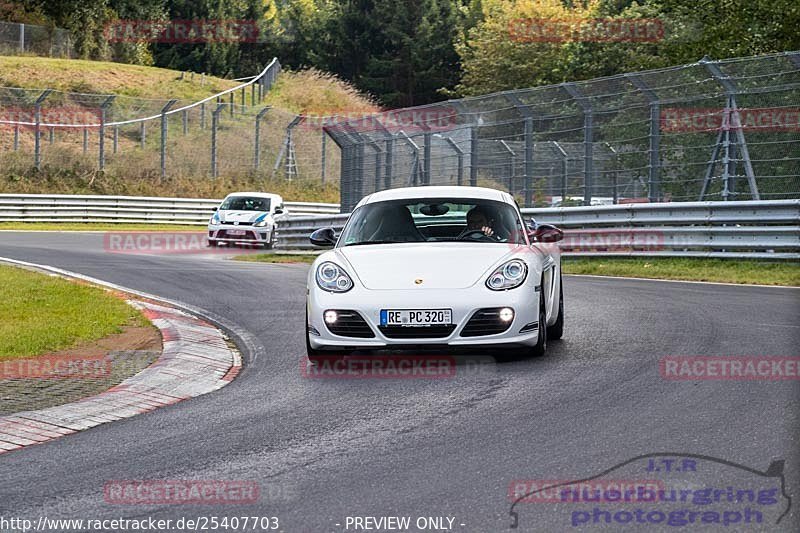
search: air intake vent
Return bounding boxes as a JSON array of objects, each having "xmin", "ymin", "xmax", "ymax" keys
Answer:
[
  {"xmin": 325, "ymin": 310, "xmax": 375, "ymax": 338},
  {"xmin": 378, "ymin": 325, "xmax": 457, "ymax": 339},
  {"xmin": 460, "ymin": 308, "xmax": 513, "ymax": 337}
]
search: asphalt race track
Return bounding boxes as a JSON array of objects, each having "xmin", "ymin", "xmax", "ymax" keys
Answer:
[{"xmin": 1, "ymin": 231, "xmax": 798, "ymax": 532}]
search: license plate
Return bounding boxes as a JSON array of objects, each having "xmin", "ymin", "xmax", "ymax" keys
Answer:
[
  {"xmin": 380, "ymin": 309, "xmax": 452, "ymax": 326},
  {"xmin": 227, "ymin": 229, "xmax": 247, "ymax": 236}
]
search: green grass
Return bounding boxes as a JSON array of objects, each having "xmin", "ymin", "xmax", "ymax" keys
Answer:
[
  {"xmin": 0, "ymin": 264, "xmax": 147, "ymax": 359},
  {"xmin": 0, "ymin": 222, "xmax": 204, "ymax": 231},
  {"xmin": 233, "ymin": 253, "xmax": 318, "ymax": 264},
  {"xmin": 0, "ymin": 56, "xmax": 237, "ymax": 99},
  {"xmin": 562, "ymin": 258, "xmax": 800, "ymax": 286}
]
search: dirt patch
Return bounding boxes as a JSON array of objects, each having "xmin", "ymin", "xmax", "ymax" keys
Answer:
[{"xmin": 0, "ymin": 323, "xmax": 162, "ymax": 415}]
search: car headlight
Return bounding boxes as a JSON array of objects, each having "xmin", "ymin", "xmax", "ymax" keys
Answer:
[
  {"xmin": 486, "ymin": 259, "xmax": 527, "ymax": 290},
  {"xmin": 209, "ymin": 214, "xmax": 220, "ymax": 225},
  {"xmin": 254, "ymin": 219, "xmax": 270, "ymax": 228},
  {"xmin": 316, "ymin": 262, "xmax": 354, "ymax": 292}
]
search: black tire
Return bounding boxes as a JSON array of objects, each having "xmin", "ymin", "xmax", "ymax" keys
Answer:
[
  {"xmin": 208, "ymin": 239, "xmax": 218, "ymax": 247},
  {"xmin": 531, "ymin": 287, "xmax": 548, "ymax": 357},
  {"xmin": 547, "ymin": 273, "xmax": 564, "ymax": 340}
]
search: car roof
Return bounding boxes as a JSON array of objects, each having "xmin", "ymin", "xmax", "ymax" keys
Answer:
[
  {"xmin": 223, "ymin": 192, "xmax": 283, "ymax": 200},
  {"xmin": 358, "ymin": 186, "xmax": 512, "ymax": 207}
]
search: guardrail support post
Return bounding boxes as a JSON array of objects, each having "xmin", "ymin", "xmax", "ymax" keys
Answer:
[
  {"xmin": 13, "ymin": 124, "xmax": 19, "ymax": 151},
  {"xmin": 160, "ymin": 99, "xmax": 178, "ymax": 178},
  {"xmin": 99, "ymin": 95, "xmax": 115, "ymax": 171},
  {"xmin": 83, "ymin": 128, "xmax": 88, "ymax": 154},
  {"xmin": 182, "ymin": 109, "xmax": 188, "ymax": 135},
  {"xmin": 33, "ymin": 89, "xmax": 52, "ymax": 169},
  {"xmin": 254, "ymin": 107, "xmax": 271, "ymax": 171},
  {"xmin": 113, "ymin": 126, "xmax": 118, "ymax": 154},
  {"xmin": 211, "ymin": 103, "xmax": 226, "ymax": 178}
]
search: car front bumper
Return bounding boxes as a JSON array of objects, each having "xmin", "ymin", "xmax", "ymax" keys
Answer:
[
  {"xmin": 307, "ymin": 284, "xmax": 541, "ymax": 351},
  {"xmin": 208, "ymin": 224, "xmax": 273, "ymax": 245}
]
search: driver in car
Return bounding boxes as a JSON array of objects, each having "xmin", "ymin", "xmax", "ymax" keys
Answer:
[{"xmin": 464, "ymin": 206, "xmax": 496, "ymax": 237}]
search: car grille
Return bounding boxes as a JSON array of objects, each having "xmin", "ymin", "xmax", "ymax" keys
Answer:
[
  {"xmin": 460, "ymin": 308, "xmax": 513, "ymax": 337},
  {"xmin": 325, "ymin": 310, "xmax": 375, "ymax": 338},
  {"xmin": 218, "ymin": 229, "xmax": 258, "ymax": 240},
  {"xmin": 221, "ymin": 221, "xmax": 253, "ymax": 225},
  {"xmin": 378, "ymin": 325, "xmax": 457, "ymax": 339}
]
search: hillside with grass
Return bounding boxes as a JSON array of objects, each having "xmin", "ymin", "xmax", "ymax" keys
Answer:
[{"xmin": 0, "ymin": 57, "xmax": 378, "ymax": 202}]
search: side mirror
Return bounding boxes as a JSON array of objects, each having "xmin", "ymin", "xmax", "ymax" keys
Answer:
[
  {"xmin": 212, "ymin": 206, "xmax": 218, "ymax": 212},
  {"xmin": 531, "ymin": 224, "xmax": 563, "ymax": 243},
  {"xmin": 274, "ymin": 207, "xmax": 284, "ymax": 215},
  {"xmin": 309, "ymin": 227, "xmax": 337, "ymax": 247}
]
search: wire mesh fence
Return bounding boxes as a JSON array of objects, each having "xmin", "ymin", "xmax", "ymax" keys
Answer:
[
  {"xmin": 326, "ymin": 51, "xmax": 800, "ymax": 211},
  {"xmin": 0, "ymin": 58, "xmax": 345, "ymax": 185},
  {"xmin": 0, "ymin": 52, "xmax": 798, "ymax": 211},
  {"xmin": 0, "ymin": 21, "xmax": 73, "ymax": 57}
]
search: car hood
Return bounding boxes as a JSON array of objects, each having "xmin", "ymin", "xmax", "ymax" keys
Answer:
[
  {"xmin": 218, "ymin": 210, "xmax": 269, "ymax": 224},
  {"xmin": 336, "ymin": 243, "xmax": 519, "ymax": 290}
]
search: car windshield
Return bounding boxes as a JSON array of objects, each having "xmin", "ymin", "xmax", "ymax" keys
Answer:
[
  {"xmin": 339, "ymin": 198, "xmax": 526, "ymax": 246},
  {"xmin": 219, "ymin": 196, "xmax": 271, "ymax": 211}
]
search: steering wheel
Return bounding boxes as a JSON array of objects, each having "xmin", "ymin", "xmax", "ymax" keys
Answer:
[{"xmin": 458, "ymin": 229, "xmax": 501, "ymax": 242}]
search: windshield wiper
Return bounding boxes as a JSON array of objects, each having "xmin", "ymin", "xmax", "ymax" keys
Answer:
[{"xmin": 343, "ymin": 240, "xmax": 403, "ymax": 246}]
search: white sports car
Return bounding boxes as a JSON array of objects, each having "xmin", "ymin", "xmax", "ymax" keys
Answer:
[
  {"xmin": 305, "ymin": 186, "xmax": 564, "ymax": 361},
  {"xmin": 208, "ymin": 192, "xmax": 286, "ymax": 248}
]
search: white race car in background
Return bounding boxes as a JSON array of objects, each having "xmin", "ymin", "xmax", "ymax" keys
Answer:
[
  {"xmin": 208, "ymin": 192, "xmax": 286, "ymax": 248},
  {"xmin": 305, "ymin": 186, "xmax": 564, "ymax": 361}
]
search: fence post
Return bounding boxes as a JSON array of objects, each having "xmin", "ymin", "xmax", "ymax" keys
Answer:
[
  {"xmin": 524, "ymin": 117, "xmax": 534, "ymax": 207},
  {"xmin": 200, "ymin": 102, "xmax": 206, "ymax": 130},
  {"xmin": 470, "ymin": 127, "xmax": 478, "ymax": 186},
  {"xmin": 445, "ymin": 136, "xmax": 464, "ymax": 186},
  {"xmin": 254, "ymin": 107, "xmax": 270, "ymax": 170},
  {"xmin": 83, "ymin": 128, "xmax": 88, "ymax": 154},
  {"xmin": 182, "ymin": 109, "xmax": 188, "ymax": 135},
  {"xmin": 140, "ymin": 122, "xmax": 146, "ymax": 149},
  {"xmin": 229, "ymin": 92, "xmax": 234, "ymax": 117},
  {"xmin": 563, "ymin": 83, "xmax": 593, "ymax": 206},
  {"xmin": 49, "ymin": 127, "xmax": 54, "ymax": 145},
  {"xmin": 113, "ymin": 126, "xmax": 118, "ymax": 154},
  {"xmin": 552, "ymin": 141, "xmax": 568, "ymax": 204},
  {"xmin": 423, "ymin": 132, "xmax": 432, "ymax": 185},
  {"xmin": 19, "ymin": 23, "xmax": 24, "ymax": 53},
  {"xmin": 211, "ymin": 103, "xmax": 226, "ymax": 178},
  {"xmin": 500, "ymin": 140, "xmax": 516, "ymax": 196},
  {"xmin": 33, "ymin": 89, "xmax": 52, "ymax": 170},
  {"xmin": 627, "ymin": 74, "xmax": 661, "ymax": 202},
  {"xmin": 98, "ymin": 95, "xmax": 115, "ymax": 171},
  {"xmin": 321, "ymin": 125, "xmax": 327, "ymax": 184},
  {"xmin": 384, "ymin": 136, "xmax": 394, "ymax": 189},
  {"xmin": 160, "ymin": 99, "xmax": 178, "ymax": 178},
  {"xmin": 13, "ymin": 125, "xmax": 19, "ymax": 151}
]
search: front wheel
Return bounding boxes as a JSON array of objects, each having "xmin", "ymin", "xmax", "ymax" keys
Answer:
[
  {"xmin": 531, "ymin": 288, "xmax": 548, "ymax": 357},
  {"xmin": 547, "ymin": 273, "xmax": 564, "ymax": 340},
  {"xmin": 208, "ymin": 239, "xmax": 218, "ymax": 247}
]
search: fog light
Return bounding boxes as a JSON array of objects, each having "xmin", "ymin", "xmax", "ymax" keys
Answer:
[
  {"xmin": 324, "ymin": 310, "xmax": 338, "ymax": 324},
  {"xmin": 499, "ymin": 307, "xmax": 514, "ymax": 322}
]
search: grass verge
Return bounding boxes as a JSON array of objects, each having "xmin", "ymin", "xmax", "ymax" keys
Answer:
[
  {"xmin": 562, "ymin": 257, "xmax": 800, "ymax": 287},
  {"xmin": 232, "ymin": 253, "xmax": 317, "ymax": 264},
  {"xmin": 0, "ymin": 222, "xmax": 204, "ymax": 231},
  {"xmin": 0, "ymin": 264, "xmax": 147, "ymax": 359}
]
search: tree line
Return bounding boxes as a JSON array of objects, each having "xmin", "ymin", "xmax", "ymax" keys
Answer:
[{"xmin": 3, "ymin": 0, "xmax": 798, "ymax": 108}]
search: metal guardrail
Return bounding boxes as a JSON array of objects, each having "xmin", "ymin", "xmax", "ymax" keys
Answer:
[
  {"xmin": 273, "ymin": 200, "xmax": 800, "ymax": 260},
  {"xmin": 0, "ymin": 194, "xmax": 340, "ymax": 224}
]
